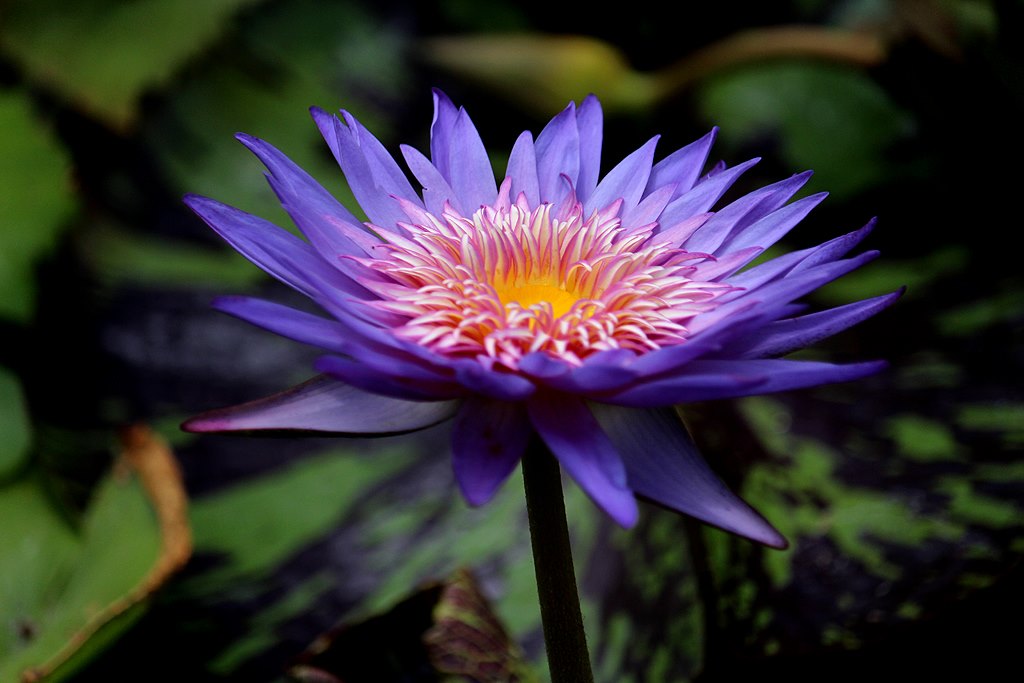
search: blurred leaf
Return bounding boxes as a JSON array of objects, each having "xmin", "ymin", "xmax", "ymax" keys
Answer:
[
  {"xmin": 147, "ymin": 0, "xmax": 408, "ymax": 231},
  {"xmin": 0, "ymin": 90, "xmax": 75, "ymax": 323},
  {"xmin": 420, "ymin": 34, "xmax": 656, "ymax": 114},
  {"xmin": 422, "ymin": 28, "xmax": 886, "ymax": 116},
  {"xmin": 0, "ymin": 0, "xmax": 266, "ymax": 129},
  {"xmin": 288, "ymin": 567, "xmax": 538, "ymax": 683},
  {"xmin": 0, "ymin": 427, "xmax": 191, "ymax": 682},
  {"xmin": 698, "ymin": 61, "xmax": 915, "ymax": 199},
  {"xmin": 814, "ymin": 247, "xmax": 967, "ymax": 305},
  {"xmin": 79, "ymin": 223, "xmax": 266, "ymax": 290},
  {"xmin": 0, "ymin": 368, "xmax": 31, "ymax": 479},
  {"xmin": 424, "ymin": 568, "xmax": 537, "ymax": 682}
]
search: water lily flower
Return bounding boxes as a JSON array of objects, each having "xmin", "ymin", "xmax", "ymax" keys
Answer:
[{"xmin": 183, "ymin": 90, "xmax": 899, "ymax": 548}]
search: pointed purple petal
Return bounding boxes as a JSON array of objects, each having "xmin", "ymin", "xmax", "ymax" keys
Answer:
[
  {"xmin": 528, "ymin": 393, "xmax": 638, "ymax": 527},
  {"xmin": 430, "ymin": 89, "xmax": 460, "ymax": 180},
  {"xmin": 506, "ymin": 131, "xmax": 540, "ymax": 206},
  {"xmin": 790, "ymin": 219, "xmax": 878, "ymax": 273},
  {"xmin": 237, "ymin": 132, "xmax": 379, "ymax": 260},
  {"xmin": 212, "ymin": 296, "xmax": 350, "ymax": 353},
  {"xmin": 647, "ymin": 128, "xmax": 717, "ymax": 198},
  {"xmin": 183, "ymin": 194, "xmax": 360, "ymax": 299},
  {"xmin": 587, "ymin": 136, "xmax": 658, "ymax": 216},
  {"xmin": 401, "ymin": 144, "xmax": 463, "ymax": 215},
  {"xmin": 684, "ymin": 171, "xmax": 813, "ymax": 254},
  {"xmin": 622, "ymin": 183, "xmax": 677, "ymax": 233},
  {"xmin": 728, "ymin": 220, "xmax": 875, "ymax": 290},
  {"xmin": 451, "ymin": 399, "xmax": 532, "ymax": 506},
  {"xmin": 590, "ymin": 404, "xmax": 786, "ymax": 547},
  {"xmin": 612, "ymin": 359, "xmax": 886, "ymax": 406},
  {"xmin": 691, "ymin": 359, "xmax": 889, "ymax": 395},
  {"xmin": 183, "ymin": 375, "xmax": 459, "ymax": 434},
  {"xmin": 660, "ymin": 158, "xmax": 760, "ymax": 230},
  {"xmin": 315, "ymin": 354, "xmax": 465, "ymax": 401},
  {"xmin": 732, "ymin": 289, "xmax": 904, "ymax": 358},
  {"xmin": 575, "ymin": 94, "xmax": 603, "ymax": 202},
  {"xmin": 720, "ymin": 191, "xmax": 828, "ymax": 254},
  {"xmin": 534, "ymin": 103, "xmax": 580, "ymax": 202},
  {"xmin": 600, "ymin": 370, "xmax": 769, "ymax": 407},
  {"xmin": 331, "ymin": 111, "xmax": 418, "ymax": 230},
  {"xmin": 447, "ymin": 108, "xmax": 498, "ymax": 210}
]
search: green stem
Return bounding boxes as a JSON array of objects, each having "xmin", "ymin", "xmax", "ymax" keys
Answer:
[{"xmin": 522, "ymin": 439, "xmax": 595, "ymax": 683}]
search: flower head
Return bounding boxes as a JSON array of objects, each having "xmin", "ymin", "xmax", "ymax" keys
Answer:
[{"xmin": 183, "ymin": 90, "xmax": 899, "ymax": 547}]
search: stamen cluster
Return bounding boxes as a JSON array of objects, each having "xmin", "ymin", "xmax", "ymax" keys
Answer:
[{"xmin": 362, "ymin": 187, "xmax": 733, "ymax": 369}]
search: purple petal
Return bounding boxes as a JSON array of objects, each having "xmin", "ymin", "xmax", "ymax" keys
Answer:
[
  {"xmin": 611, "ymin": 358, "xmax": 886, "ymax": 406},
  {"xmin": 430, "ymin": 89, "xmax": 460, "ymax": 180},
  {"xmin": 732, "ymin": 289, "xmax": 904, "ymax": 358},
  {"xmin": 452, "ymin": 360, "xmax": 536, "ymax": 401},
  {"xmin": 182, "ymin": 375, "xmax": 459, "ymax": 434},
  {"xmin": 599, "ymin": 370, "xmax": 769, "ymax": 407},
  {"xmin": 628, "ymin": 306, "xmax": 762, "ymax": 376},
  {"xmin": 685, "ymin": 171, "xmax": 813, "ymax": 254},
  {"xmin": 518, "ymin": 351, "xmax": 572, "ymax": 380},
  {"xmin": 212, "ymin": 296, "xmax": 350, "ymax": 353},
  {"xmin": 719, "ymin": 191, "xmax": 828, "ymax": 254},
  {"xmin": 237, "ymin": 132, "xmax": 379, "ymax": 258},
  {"xmin": 646, "ymin": 128, "xmax": 717, "ymax": 199},
  {"xmin": 622, "ymin": 183, "xmax": 677, "ymax": 233},
  {"xmin": 451, "ymin": 399, "xmax": 532, "ymax": 506},
  {"xmin": 590, "ymin": 404, "xmax": 787, "ymax": 547},
  {"xmin": 506, "ymin": 131, "xmax": 540, "ymax": 206},
  {"xmin": 528, "ymin": 393, "xmax": 638, "ymax": 527},
  {"xmin": 565, "ymin": 350, "xmax": 640, "ymax": 392},
  {"xmin": 183, "ymin": 194, "xmax": 361, "ymax": 299},
  {"xmin": 534, "ymin": 103, "xmax": 580, "ymax": 202},
  {"xmin": 575, "ymin": 94, "xmax": 603, "ymax": 202},
  {"xmin": 333, "ymin": 111, "xmax": 419, "ymax": 230},
  {"xmin": 729, "ymin": 220, "xmax": 875, "ymax": 289},
  {"xmin": 447, "ymin": 108, "xmax": 498, "ymax": 210},
  {"xmin": 315, "ymin": 354, "xmax": 464, "ymax": 401},
  {"xmin": 707, "ymin": 251, "xmax": 881, "ymax": 333},
  {"xmin": 659, "ymin": 158, "xmax": 760, "ymax": 230},
  {"xmin": 401, "ymin": 144, "xmax": 463, "ymax": 215},
  {"xmin": 586, "ymin": 136, "xmax": 659, "ymax": 215},
  {"xmin": 790, "ymin": 219, "xmax": 878, "ymax": 274}
]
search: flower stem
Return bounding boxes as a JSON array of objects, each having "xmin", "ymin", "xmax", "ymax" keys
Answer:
[{"xmin": 521, "ymin": 438, "xmax": 595, "ymax": 683}]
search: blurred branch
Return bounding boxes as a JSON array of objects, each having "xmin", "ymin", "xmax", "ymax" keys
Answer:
[
  {"xmin": 421, "ymin": 26, "xmax": 888, "ymax": 115},
  {"xmin": 653, "ymin": 26, "xmax": 888, "ymax": 97}
]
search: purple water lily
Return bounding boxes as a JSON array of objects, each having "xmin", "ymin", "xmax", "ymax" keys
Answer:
[{"xmin": 183, "ymin": 90, "xmax": 899, "ymax": 548}]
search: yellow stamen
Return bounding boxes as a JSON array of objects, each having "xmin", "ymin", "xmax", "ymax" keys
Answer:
[{"xmin": 496, "ymin": 281, "xmax": 578, "ymax": 318}]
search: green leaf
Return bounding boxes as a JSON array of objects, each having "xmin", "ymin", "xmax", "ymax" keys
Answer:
[
  {"xmin": 0, "ymin": 368, "xmax": 31, "ymax": 479},
  {"xmin": 0, "ymin": 90, "xmax": 75, "ymax": 323},
  {"xmin": 0, "ymin": 0, "xmax": 266, "ymax": 129},
  {"xmin": 697, "ymin": 61, "xmax": 915, "ymax": 199},
  {"xmin": 79, "ymin": 223, "xmax": 267, "ymax": 290},
  {"xmin": 0, "ymin": 428, "xmax": 190, "ymax": 682},
  {"xmin": 146, "ymin": 0, "xmax": 409, "ymax": 232}
]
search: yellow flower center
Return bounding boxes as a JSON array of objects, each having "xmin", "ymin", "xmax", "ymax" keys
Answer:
[{"xmin": 495, "ymin": 281, "xmax": 579, "ymax": 319}]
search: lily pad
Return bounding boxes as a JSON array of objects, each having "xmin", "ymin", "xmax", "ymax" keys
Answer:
[{"xmin": 0, "ymin": 426, "xmax": 191, "ymax": 682}]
